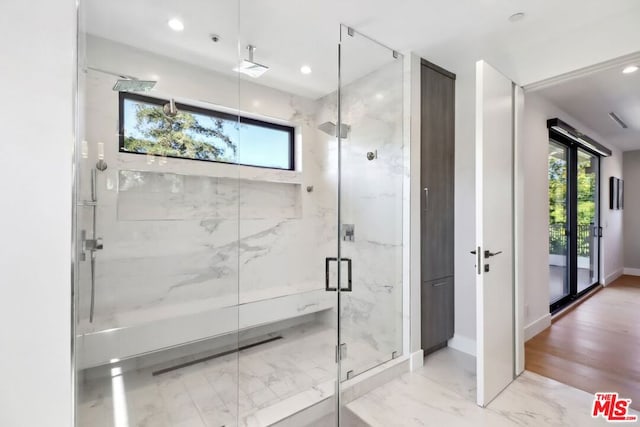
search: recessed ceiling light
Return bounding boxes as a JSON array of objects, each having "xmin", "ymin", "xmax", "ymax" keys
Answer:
[
  {"xmin": 168, "ymin": 18, "xmax": 184, "ymax": 32},
  {"xmin": 300, "ymin": 65, "xmax": 312, "ymax": 75},
  {"xmin": 375, "ymin": 93, "xmax": 384, "ymax": 100},
  {"xmin": 508, "ymin": 12, "xmax": 525, "ymax": 22},
  {"xmin": 622, "ymin": 65, "xmax": 638, "ymax": 74}
]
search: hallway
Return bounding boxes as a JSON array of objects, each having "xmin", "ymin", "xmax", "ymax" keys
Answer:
[{"xmin": 525, "ymin": 275, "xmax": 640, "ymax": 410}]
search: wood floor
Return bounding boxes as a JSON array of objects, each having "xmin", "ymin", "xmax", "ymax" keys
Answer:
[{"xmin": 526, "ymin": 275, "xmax": 640, "ymax": 410}]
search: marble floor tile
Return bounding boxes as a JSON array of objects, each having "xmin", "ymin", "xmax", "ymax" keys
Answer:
[
  {"xmin": 347, "ymin": 347, "xmax": 640, "ymax": 427},
  {"xmin": 77, "ymin": 321, "xmax": 338, "ymax": 427}
]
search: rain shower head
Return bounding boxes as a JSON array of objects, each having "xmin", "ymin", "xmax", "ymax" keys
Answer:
[
  {"xmin": 87, "ymin": 67, "xmax": 157, "ymax": 92},
  {"xmin": 112, "ymin": 79, "xmax": 157, "ymax": 92},
  {"xmin": 234, "ymin": 45, "xmax": 269, "ymax": 78},
  {"xmin": 318, "ymin": 121, "xmax": 351, "ymax": 139}
]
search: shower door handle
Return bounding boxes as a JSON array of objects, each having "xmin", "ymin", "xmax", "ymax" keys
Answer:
[{"xmin": 325, "ymin": 257, "xmax": 353, "ymax": 292}]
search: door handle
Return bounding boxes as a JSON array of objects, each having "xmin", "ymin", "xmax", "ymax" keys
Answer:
[
  {"xmin": 325, "ymin": 257, "xmax": 353, "ymax": 292},
  {"xmin": 424, "ymin": 188, "xmax": 429, "ymax": 211},
  {"xmin": 484, "ymin": 250, "xmax": 502, "ymax": 258}
]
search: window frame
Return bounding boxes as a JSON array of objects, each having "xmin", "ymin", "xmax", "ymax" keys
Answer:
[{"xmin": 118, "ymin": 92, "xmax": 295, "ymax": 171}]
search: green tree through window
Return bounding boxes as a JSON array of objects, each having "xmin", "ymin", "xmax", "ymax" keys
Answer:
[{"xmin": 124, "ymin": 102, "xmax": 237, "ymax": 161}]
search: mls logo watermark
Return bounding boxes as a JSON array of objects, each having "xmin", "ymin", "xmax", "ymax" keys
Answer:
[{"xmin": 592, "ymin": 392, "xmax": 638, "ymax": 422}]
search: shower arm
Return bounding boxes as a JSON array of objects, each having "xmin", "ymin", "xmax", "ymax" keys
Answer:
[{"xmin": 86, "ymin": 66, "xmax": 139, "ymax": 81}]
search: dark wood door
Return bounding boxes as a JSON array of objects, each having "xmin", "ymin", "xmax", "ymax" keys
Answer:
[
  {"xmin": 421, "ymin": 276, "xmax": 455, "ymax": 353},
  {"xmin": 421, "ymin": 64, "xmax": 455, "ymax": 282}
]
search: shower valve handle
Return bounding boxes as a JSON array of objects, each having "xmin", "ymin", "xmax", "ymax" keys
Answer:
[{"xmin": 83, "ymin": 236, "xmax": 104, "ymax": 252}]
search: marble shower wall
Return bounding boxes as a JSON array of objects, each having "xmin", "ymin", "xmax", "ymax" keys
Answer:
[
  {"xmin": 78, "ymin": 36, "xmax": 339, "ymax": 335},
  {"xmin": 77, "ymin": 35, "xmax": 405, "ymax": 370}
]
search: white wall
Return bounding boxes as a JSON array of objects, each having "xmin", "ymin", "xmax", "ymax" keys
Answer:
[
  {"xmin": 0, "ymin": 1, "xmax": 75, "ymax": 426},
  {"xmin": 522, "ymin": 93, "xmax": 624, "ymax": 340},
  {"xmin": 623, "ymin": 150, "xmax": 640, "ymax": 271},
  {"xmin": 601, "ymin": 147, "xmax": 625, "ymax": 284}
]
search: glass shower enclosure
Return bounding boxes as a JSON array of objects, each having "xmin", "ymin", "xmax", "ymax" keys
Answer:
[{"xmin": 74, "ymin": 1, "xmax": 405, "ymax": 425}]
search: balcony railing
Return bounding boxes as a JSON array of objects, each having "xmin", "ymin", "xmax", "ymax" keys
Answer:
[{"xmin": 549, "ymin": 223, "xmax": 594, "ymax": 257}]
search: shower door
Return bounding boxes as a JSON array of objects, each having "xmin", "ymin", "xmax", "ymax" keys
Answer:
[
  {"xmin": 337, "ymin": 25, "xmax": 405, "ymax": 383},
  {"xmin": 75, "ymin": 1, "xmax": 405, "ymax": 425}
]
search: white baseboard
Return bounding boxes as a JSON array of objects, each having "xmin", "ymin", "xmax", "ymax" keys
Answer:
[
  {"xmin": 448, "ymin": 335, "xmax": 476, "ymax": 356},
  {"xmin": 603, "ymin": 268, "xmax": 624, "ymax": 285},
  {"xmin": 525, "ymin": 313, "xmax": 551, "ymax": 341},
  {"xmin": 409, "ymin": 349, "xmax": 424, "ymax": 371},
  {"xmin": 623, "ymin": 268, "xmax": 640, "ymax": 277}
]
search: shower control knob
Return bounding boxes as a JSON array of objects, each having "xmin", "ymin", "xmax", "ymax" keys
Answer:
[{"xmin": 83, "ymin": 237, "xmax": 104, "ymax": 251}]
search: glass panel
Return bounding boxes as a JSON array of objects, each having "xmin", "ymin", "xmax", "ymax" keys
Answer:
[
  {"xmin": 338, "ymin": 26, "xmax": 404, "ymax": 381},
  {"xmin": 75, "ymin": 0, "xmax": 241, "ymax": 425},
  {"xmin": 548, "ymin": 141, "xmax": 570, "ymax": 304},
  {"xmin": 577, "ymin": 148, "xmax": 599, "ymax": 293},
  {"xmin": 237, "ymin": 1, "xmax": 339, "ymax": 425}
]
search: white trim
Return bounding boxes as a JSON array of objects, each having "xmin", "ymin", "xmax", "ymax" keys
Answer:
[
  {"xmin": 623, "ymin": 268, "xmax": 640, "ymax": 277},
  {"xmin": 403, "ymin": 52, "xmax": 422, "ymax": 357},
  {"xmin": 475, "ymin": 59, "xmax": 486, "ymax": 407},
  {"xmin": 448, "ymin": 334, "xmax": 476, "ymax": 357},
  {"xmin": 524, "ymin": 313, "xmax": 551, "ymax": 341},
  {"xmin": 524, "ymin": 51, "xmax": 640, "ymax": 92},
  {"xmin": 513, "ymin": 85, "xmax": 525, "ymax": 376},
  {"xmin": 603, "ymin": 268, "xmax": 624, "ymax": 285},
  {"xmin": 409, "ymin": 349, "xmax": 424, "ymax": 371}
]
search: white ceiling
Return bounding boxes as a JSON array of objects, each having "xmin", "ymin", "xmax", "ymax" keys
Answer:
[
  {"xmin": 83, "ymin": 0, "xmax": 640, "ymax": 99},
  {"xmin": 534, "ymin": 58, "xmax": 640, "ymax": 152}
]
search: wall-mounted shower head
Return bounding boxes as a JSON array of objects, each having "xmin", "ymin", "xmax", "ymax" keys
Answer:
[
  {"xmin": 87, "ymin": 67, "xmax": 157, "ymax": 92},
  {"xmin": 233, "ymin": 45, "xmax": 269, "ymax": 78},
  {"xmin": 112, "ymin": 79, "xmax": 157, "ymax": 92},
  {"xmin": 163, "ymin": 99, "xmax": 178, "ymax": 117},
  {"xmin": 318, "ymin": 121, "xmax": 351, "ymax": 139}
]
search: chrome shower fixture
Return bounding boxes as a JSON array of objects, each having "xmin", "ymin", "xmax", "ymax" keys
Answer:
[
  {"xmin": 234, "ymin": 45, "xmax": 269, "ymax": 78},
  {"xmin": 163, "ymin": 99, "xmax": 178, "ymax": 117},
  {"xmin": 87, "ymin": 66, "xmax": 157, "ymax": 92},
  {"xmin": 318, "ymin": 121, "xmax": 351, "ymax": 139}
]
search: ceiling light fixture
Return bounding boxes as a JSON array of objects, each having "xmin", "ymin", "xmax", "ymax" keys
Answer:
[
  {"xmin": 622, "ymin": 65, "xmax": 638, "ymax": 74},
  {"xmin": 508, "ymin": 12, "xmax": 525, "ymax": 22},
  {"xmin": 168, "ymin": 18, "xmax": 184, "ymax": 32},
  {"xmin": 300, "ymin": 65, "xmax": 312, "ymax": 75}
]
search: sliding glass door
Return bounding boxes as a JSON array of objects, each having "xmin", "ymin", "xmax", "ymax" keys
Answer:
[
  {"xmin": 577, "ymin": 148, "xmax": 600, "ymax": 293},
  {"xmin": 548, "ymin": 142, "xmax": 570, "ymax": 304},
  {"xmin": 548, "ymin": 139, "xmax": 601, "ymax": 312}
]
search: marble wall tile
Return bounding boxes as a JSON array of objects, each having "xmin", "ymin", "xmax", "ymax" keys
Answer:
[{"xmin": 78, "ymin": 36, "xmax": 407, "ymax": 386}]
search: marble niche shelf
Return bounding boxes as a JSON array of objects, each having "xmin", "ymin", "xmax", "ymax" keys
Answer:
[{"xmin": 116, "ymin": 153, "xmax": 303, "ymax": 185}]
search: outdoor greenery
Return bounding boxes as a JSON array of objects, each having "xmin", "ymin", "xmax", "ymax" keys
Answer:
[
  {"xmin": 548, "ymin": 150, "xmax": 597, "ymax": 256},
  {"xmin": 123, "ymin": 103, "xmax": 237, "ymax": 161}
]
